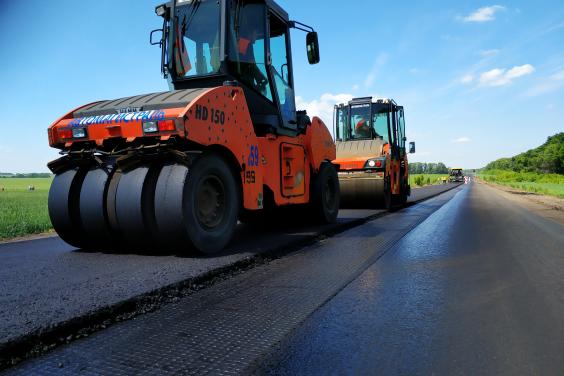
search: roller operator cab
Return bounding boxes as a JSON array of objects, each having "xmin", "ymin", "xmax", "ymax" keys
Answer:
[
  {"xmin": 449, "ymin": 168, "xmax": 464, "ymax": 183},
  {"xmin": 47, "ymin": 0, "xmax": 339, "ymax": 254},
  {"xmin": 333, "ymin": 97, "xmax": 415, "ymax": 209}
]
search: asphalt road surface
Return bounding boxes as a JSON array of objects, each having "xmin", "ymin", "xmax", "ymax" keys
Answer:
[
  {"xmin": 263, "ymin": 182, "xmax": 564, "ymax": 375},
  {"xmin": 4, "ymin": 181, "xmax": 563, "ymax": 375},
  {"xmin": 0, "ymin": 184, "xmax": 455, "ymax": 348}
]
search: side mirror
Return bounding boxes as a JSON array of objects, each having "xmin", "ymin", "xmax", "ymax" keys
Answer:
[
  {"xmin": 306, "ymin": 32, "xmax": 320, "ymax": 64},
  {"xmin": 155, "ymin": 4, "xmax": 169, "ymax": 19},
  {"xmin": 150, "ymin": 29, "xmax": 163, "ymax": 46},
  {"xmin": 409, "ymin": 142, "xmax": 416, "ymax": 153}
]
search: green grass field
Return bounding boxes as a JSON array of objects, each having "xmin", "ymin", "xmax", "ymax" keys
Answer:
[
  {"xmin": 0, "ymin": 178, "xmax": 53, "ymax": 240},
  {"xmin": 479, "ymin": 170, "xmax": 564, "ymax": 198},
  {"xmin": 409, "ymin": 174, "xmax": 449, "ymax": 187}
]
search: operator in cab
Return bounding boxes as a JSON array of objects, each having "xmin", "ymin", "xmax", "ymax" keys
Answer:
[
  {"xmin": 355, "ymin": 118, "xmax": 372, "ymax": 138},
  {"xmin": 234, "ymin": 11, "xmax": 269, "ymax": 95}
]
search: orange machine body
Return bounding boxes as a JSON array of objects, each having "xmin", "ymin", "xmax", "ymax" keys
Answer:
[
  {"xmin": 48, "ymin": 86, "xmax": 335, "ymax": 210},
  {"xmin": 334, "ymin": 143, "xmax": 408, "ymax": 196}
]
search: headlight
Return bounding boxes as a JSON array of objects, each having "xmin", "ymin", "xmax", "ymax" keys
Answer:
[
  {"xmin": 365, "ymin": 158, "xmax": 384, "ymax": 169},
  {"xmin": 71, "ymin": 128, "xmax": 87, "ymax": 138},
  {"xmin": 143, "ymin": 121, "xmax": 158, "ymax": 133}
]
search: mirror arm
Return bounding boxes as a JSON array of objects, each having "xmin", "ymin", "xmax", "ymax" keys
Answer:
[{"xmin": 289, "ymin": 20, "xmax": 315, "ymax": 33}]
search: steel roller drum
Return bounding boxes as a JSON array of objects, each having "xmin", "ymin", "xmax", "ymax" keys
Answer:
[{"xmin": 339, "ymin": 175, "xmax": 384, "ymax": 209}]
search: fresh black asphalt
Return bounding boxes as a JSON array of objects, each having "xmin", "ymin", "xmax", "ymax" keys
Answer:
[
  {"xmin": 0, "ymin": 184, "xmax": 455, "ymax": 348},
  {"xmin": 4, "ymin": 184, "xmax": 461, "ymax": 375},
  {"xmin": 262, "ymin": 182, "xmax": 564, "ymax": 375}
]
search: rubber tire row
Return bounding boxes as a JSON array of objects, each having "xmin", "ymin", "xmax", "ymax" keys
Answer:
[{"xmin": 47, "ymin": 155, "xmax": 240, "ymax": 255}]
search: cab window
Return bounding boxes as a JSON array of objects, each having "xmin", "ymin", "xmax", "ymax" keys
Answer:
[
  {"xmin": 335, "ymin": 106, "xmax": 349, "ymax": 141},
  {"xmin": 175, "ymin": 0, "xmax": 221, "ymax": 77},
  {"xmin": 228, "ymin": 1, "xmax": 272, "ymax": 100},
  {"xmin": 350, "ymin": 104, "xmax": 372, "ymax": 139},
  {"xmin": 269, "ymin": 13, "xmax": 296, "ymax": 126},
  {"xmin": 372, "ymin": 110, "xmax": 389, "ymax": 143},
  {"xmin": 397, "ymin": 108, "xmax": 406, "ymax": 152}
]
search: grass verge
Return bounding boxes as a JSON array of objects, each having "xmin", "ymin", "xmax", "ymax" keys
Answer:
[
  {"xmin": 409, "ymin": 174, "xmax": 449, "ymax": 187},
  {"xmin": 0, "ymin": 178, "xmax": 53, "ymax": 240},
  {"xmin": 478, "ymin": 169, "xmax": 564, "ymax": 198}
]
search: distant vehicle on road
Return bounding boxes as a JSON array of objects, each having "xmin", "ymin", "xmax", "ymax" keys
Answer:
[{"xmin": 449, "ymin": 168, "xmax": 464, "ymax": 183}]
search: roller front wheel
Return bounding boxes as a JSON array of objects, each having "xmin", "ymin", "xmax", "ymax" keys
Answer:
[{"xmin": 48, "ymin": 168, "xmax": 88, "ymax": 249}]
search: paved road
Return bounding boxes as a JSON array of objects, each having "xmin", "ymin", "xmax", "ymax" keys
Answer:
[
  {"xmin": 3, "ymin": 186, "xmax": 462, "ymax": 374},
  {"xmin": 263, "ymin": 182, "xmax": 564, "ymax": 375},
  {"xmin": 0, "ymin": 184, "xmax": 455, "ymax": 349},
  {"xmin": 6, "ymin": 182, "xmax": 563, "ymax": 375}
]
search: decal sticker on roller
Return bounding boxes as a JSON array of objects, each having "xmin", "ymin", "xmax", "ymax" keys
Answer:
[
  {"xmin": 69, "ymin": 110, "xmax": 166, "ymax": 127},
  {"xmin": 247, "ymin": 145, "xmax": 259, "ymax": 167},
  {"xmin": 245, "ymin": 171, "xmax": 256, "ymax": 184}
]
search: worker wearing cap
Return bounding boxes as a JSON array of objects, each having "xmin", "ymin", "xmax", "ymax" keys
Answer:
[{"xmin": 355, "ymin": 118, "xmax": 372, "ymax": 138}]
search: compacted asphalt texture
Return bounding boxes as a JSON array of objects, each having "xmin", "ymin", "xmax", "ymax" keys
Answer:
[
  {"xmin": 0, "ymin": 184, "xmax": 454, "ymax": 347},
  {"xmin": 3, "ymin": 185, "xmax": 461, "ymax": 374},
  {"xmin": 4, "ymin": 181, "xmax": 562, "ymax": 375},
  {"xmin": 263, "ymin": 182, "xmax": 564, "ymax": 375}
]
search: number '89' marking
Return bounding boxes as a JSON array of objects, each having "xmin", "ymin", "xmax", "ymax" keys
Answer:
[{"xmin": 248, "ymin": 145, "xmax": 259, "ymax": 167}]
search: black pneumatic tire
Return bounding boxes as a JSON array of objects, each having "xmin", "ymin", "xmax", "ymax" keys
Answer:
[
  {"xmin": 48, "ymin": 168, "xmax": 88, "ymax": 249},
  {"xmin": 79, "ymin": 167, "xmax": 115, "ymax": 250},
  {"xmin": 154, "ymin": 155, "xmax": 240, "ymax": 254},
  {"xmin": 113, "ymin": 165, "xmax": 161, "ymax": 251},
  {"xmin": 310, "ymin": 162, "xmax": 340, "ymax": 224}
]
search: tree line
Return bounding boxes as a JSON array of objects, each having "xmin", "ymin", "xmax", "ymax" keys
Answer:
[
  {"xmin": 0, "ymin": 173, "xmax": 53, "ymax": 178},
  {"xmin": 484, "ymin": 133, "xmax": 564, "ymax": 174},
  {"xmin": 408, "ymin": 162, "xmax": 449, "ymax": 174}
]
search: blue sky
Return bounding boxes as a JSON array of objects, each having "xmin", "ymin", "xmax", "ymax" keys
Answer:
[{"xmin": 0, "ymin": 0, "xmax": 563, "ymax": 172}]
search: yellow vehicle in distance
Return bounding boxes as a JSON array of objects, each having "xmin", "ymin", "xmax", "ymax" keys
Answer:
[{"xmin": 449, "ymin": 168, "xmax": 464, "ymax": 183}]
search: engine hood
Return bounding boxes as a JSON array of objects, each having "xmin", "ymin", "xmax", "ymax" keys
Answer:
[
  {"xmin": 335, "ymin": 139, "xmax": 385, "ymax": 160},
  {"xmin": 73, "ymin": 88, "xmax": 209, "ymax": 118}
]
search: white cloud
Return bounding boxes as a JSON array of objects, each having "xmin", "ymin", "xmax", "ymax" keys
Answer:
[
  {"xmin": 460, "ymin": 74, "xmax": 474, "ymax": 84},
  {"xmin": 352, "ymin": 84, "xmax": 359, "ymax": 91},
  {"xmin": 452, "ymin": 137, "xmax": 471, "ymax": 143},
  {"xmin": 461, "ymin": 5, "xmax": 506, "ymax": 22},
  {"xmin": 409, "ymin": 68, "xmax": 419, "ymax": 74},
  {"xmin": 364, "ymin": 53, "xmax": 389, "ymax": 88},
  {"xmin": 506, "ymin": 64, "xmax": 535, "ymax": 79},
  {"xmin": 479, "ymin": 68, "xmax": 506, "ymax": 86},
  {"xmin": 479, "ymin": 64, "xmax": 534, "ymax": 86},
  {"xmin": 296, "ymin": 93, "xmax": 354, "ymax": 131},
  {"xmin": 525, "ymin": 69, "xmax": 564, "ymax": 97},
  {"xmin": 544, "ymin": 21, "xmax": 564, "ymax": 34},
  {"xmin": 480, "ymin": 49, "xmax": 500, "ymax": 57},
  {"xmin": 551, "ymin": 70, "xmax": 564, "ymax": 81}
]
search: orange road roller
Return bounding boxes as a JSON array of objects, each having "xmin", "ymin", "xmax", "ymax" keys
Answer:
[
  {"xmin": 47, "ymin": 0, "xmax": 340, "ymax": 254},
  {"xmin": 333, "ymin": 97, "xmax": 415, "ymax": 209}
]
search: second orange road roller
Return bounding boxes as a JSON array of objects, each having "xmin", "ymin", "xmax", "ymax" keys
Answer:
[
  {"xmin": 333, "ymin": 97, "xmax": 415, "ymax": 209},
  {"xmin": 47, "ymin": 0, "xmax": 340, "ymax": 254}
]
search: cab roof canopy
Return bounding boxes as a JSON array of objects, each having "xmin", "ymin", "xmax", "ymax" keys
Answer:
[{"xmin": 335, "ymin": 96, "xmax": 400, "ymax": 110}]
